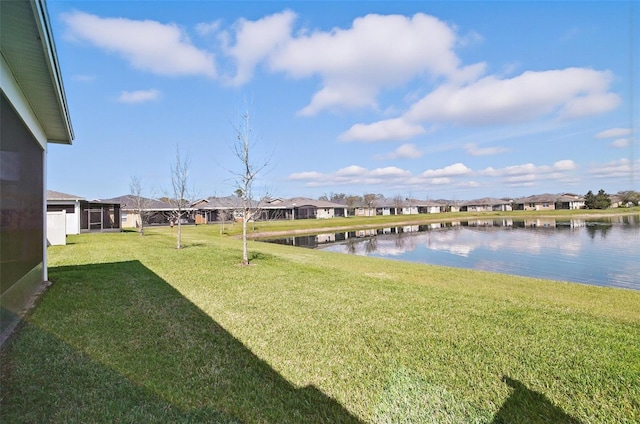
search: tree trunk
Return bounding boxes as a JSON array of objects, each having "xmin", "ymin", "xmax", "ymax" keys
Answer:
[
  {"xmin": 177, "ymin": 218, "xmax": 182, "ymax": 249},
  {"xmin": 242, "ymin": 209, "xmax": 249, "ymax": 264}
]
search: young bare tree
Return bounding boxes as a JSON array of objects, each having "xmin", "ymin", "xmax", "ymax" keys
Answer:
[
  {"xmin": 129, "ymin": 175, "xmax": 152, "ymax": 236},
  {"xmin": 230, "ymin": 108, "xmax": 270, "ymax": 265},
  {"xmin": 167, "ymin": 146, "xmax": 192, "ymax": 249}
]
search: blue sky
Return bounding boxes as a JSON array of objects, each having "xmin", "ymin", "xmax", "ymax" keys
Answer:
[{"xmin": 46, "ymin": 1, "xmax": 639, "ymax": 201}]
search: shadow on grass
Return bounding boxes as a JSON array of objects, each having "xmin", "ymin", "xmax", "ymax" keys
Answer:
[
  {"xmin": 0, "ymin": 261, "xmax": 361, "ymax": 423},
  {"xmin": 492, "ymin": 376, "xmax": 583, "ymax": 424}
]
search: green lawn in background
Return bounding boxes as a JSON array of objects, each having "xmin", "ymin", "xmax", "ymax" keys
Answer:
[{"xmin": 1, "ymin": 221, "xmax": 639, "ymax": 423}]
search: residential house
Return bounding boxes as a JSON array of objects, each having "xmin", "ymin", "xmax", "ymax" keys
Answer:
[
  {"xmin": 273, "ymin": 197, "xmax": 347, "ymax": 220},
  {"xmin": 1, "ymin": 0, "xmax": 74, "ymax": 340},
  {"xmin": 353, "ymin": 201, "xmax": 377, "ymax": 217},
  {"xmin": 554, "ymin": 193, "xmax": 585, "ymax": 210},
  {"xmin": 102, "ymin": 195, "xmax": 175, "ymax": 228},
  {"xmin": 46, "ymin": 190, "xmax": 83, "ymax": 234},
  {"xmin": 416, "ymin": 200, "xmax": 446, "ymax": 214},
  {"xmin": 513, "ymin": 194, "xmax": 558, "ymax": 211},
  {"xmin": 375, "ymin": 197, "xmax": 403, "ymax": 216},
  {"xmin": 47, "ymin": 191, "xmax": 121, "ymax": 233},
  {"xmin": 460, "ymin": 198, "xmax": 512, "ymax": 212},
  {"xmin": 401, "ymin": 199, "xmax": 421, "ymax": 215},
  {"xmin": 193, "ymin": 196, "xmax": 348, "ymax": 222},
  {"xmin": 193, "ymin": 196, "xmax": 243, "ymax": 223}
]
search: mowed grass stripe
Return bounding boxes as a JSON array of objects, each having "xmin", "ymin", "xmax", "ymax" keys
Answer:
[{"xmin": 1, "ymin": 225, "xmax": 638, "ymax": 423}]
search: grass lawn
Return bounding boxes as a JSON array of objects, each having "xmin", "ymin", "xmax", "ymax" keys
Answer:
[{"xmin": 1, "ymin": 223, "xmax": 639, "ymax": 423}]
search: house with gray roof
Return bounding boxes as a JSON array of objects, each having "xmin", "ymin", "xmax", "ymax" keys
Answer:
[
  {"xmin": 459, "ymin": 198, "xmax": 512, "ymax": 212},
  {"xmin": 48, "ymin": 190, "xmax": 121, "ymax": 233},
  {"xmin": 513, "ymin": 194, "xmax": 558, "ymax": 211},
  {"xmin": 193, "ymin": 196, "xmax": 348, "ymax": 222},
  {"xmin": 46, "ymin": 190, "xmax": 83, "ymax": 234},
  {"xmin": 101, "ymin": 194, "xmax": 175, "ymax": 228}
]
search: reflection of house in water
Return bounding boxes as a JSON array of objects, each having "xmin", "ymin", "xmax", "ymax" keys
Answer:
[
  {"xmin": 402, "ymin": 225, "xmax": 419, "ymax": 233},
  {"xmin": 315, "ymin": 233, "xmax": 336, "ymax": 244},
  {"xmin": 355, "ymin": 229, "xmax": 377, "ymax": 238},
  {"xmin": 462, "ymin": 219, "xmax": 513, "ymax": 227},
  {"xmin": 555, "ymin": 219, "xmax": 586, "ymax": 229},
  {"xmin": 520, "ymin": 218, "xmax": 557, "ymax": 228}
]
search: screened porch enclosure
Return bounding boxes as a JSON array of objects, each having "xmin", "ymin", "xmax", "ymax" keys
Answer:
[{"xmin": 79, "ymin": 201, "xmax": 121, "ymax": 232}]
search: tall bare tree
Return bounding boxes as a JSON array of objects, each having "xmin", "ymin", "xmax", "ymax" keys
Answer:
[
  {"xmin": 129, "ymin": 175, "xmax": 152, "ymax": 236},
  {"xmin": 168, "ymin": 146, "xmax": 192, "ymax": 249},
  {"xmin": 230, "ymin": 108, "xmax": 270, "ymax": 265}
]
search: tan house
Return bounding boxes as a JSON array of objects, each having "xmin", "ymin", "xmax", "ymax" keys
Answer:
[
  {"xmin": 102, "ymin": 195, "xmax": 174, "ymax": 228},
  {"xmin": 513, "ymin": 194, "xmax": 558, "ymax": 211}
]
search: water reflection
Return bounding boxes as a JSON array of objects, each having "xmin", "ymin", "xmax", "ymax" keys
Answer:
[{"xmin": 263, "ymin": 216, "xmax": 640, "ymax": 290}]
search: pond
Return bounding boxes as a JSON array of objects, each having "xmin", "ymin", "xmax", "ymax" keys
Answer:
[{"xmin": 262, "ymin": 215, "xmax": 640, "ymax": 290}]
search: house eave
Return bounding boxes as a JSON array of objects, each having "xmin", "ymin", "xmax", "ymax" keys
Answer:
[{"xmin": 1, "ymin": 0, "xmax": 74, "ymax": 145}]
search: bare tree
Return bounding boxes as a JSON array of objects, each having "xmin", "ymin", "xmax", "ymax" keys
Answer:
[
  {"xmin": 345, "ymin": 195, "xmax": 362, "ymax": 217},
  {"xmin": 167, "ymin": 146, "xmax": 192, "ymax": 249},
  {"xmin": 393, "ymin": 194, "xmax": 404, "ymax": 216},
  {"xmin": 230, "ymin": 108, "xmax": 270, "ymax": 265},
  {"xmin": 129, "ymin": 175, "xmax": 153, "ymax": 236},
  {"xmin": 363, "ymin": 193, "xmax": 378, "ymax": 216}
]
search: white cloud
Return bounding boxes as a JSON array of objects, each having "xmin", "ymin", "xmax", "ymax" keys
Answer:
[
  {"xmin": 287, "ymin": 159, "xmax": 583, "ymax": 193},
  {"xmin": 220, "ymin": 10, "xmax": 296, "ymax": 85},
  {"xmin": 480, "ymin": 163, "xmax": 538, "ymax": 177},
  {"xmin": 422, "ymin": 163, "xmax": 472, "ymax": 178},
  {"xmin": 480, "ymin": 160, "xmax": 576, "ymax": 177},
  {"xmin": 118, "ymin": 89, "xmax": 160, "ymax": 103},
  {"xmin": 610, "ymin": 138, "xmax": 631, "ymax": 148},
  {"xmin": 336, "ymin": 165, "xmax": 369, "ymax": 177},
  {"xmin": 264, "ymin": 13, "xmax": 464, "ymax": 115},
  {"xmin": 458, "ymin": 30, "xmax": 484, "ymax": 47},
  {"xmin": 288, "ymin": 171, "xmax": 324, "ymax": 180},
  {"xmin": 589, "ymin": 158, "xmax": 638, "ymax": 179},
  {"xmin": 553, "ymin": 160, "xmax": 578, "ymax": 171},
  {"xmin": 559, "ymin": 92, "xmax": 620, "ymax": 120},
  {"xmin": 374, "ymin": 143, "xmax": 424, "ymax": 160},
  {"xmin": 288, "ymin": 165, "xmax": 414, "ymax": 188},
  {"xmin": 195, "ymin": 20, "xmax": 220, "ymax": 36},
  {"xmin": 405, "ymin": 68, "xmax": 619, "ymax": 125},
  {"xmin": 428, "ymin": 177, "xmax": 452, "ymax": 185},
  {"xmin": 595, "ymin": 128, "xmax": 632, "ymax": 138},
  {"xmin": 340, "ymin": 118, "xmax": 425, "ymax": 142},
  {"xmin": 370, "ymin": 167, "xmax": 411, "ymax": 177},
  {"xmin": 62, "ymin": 11, "xmax": 216, "ymax": 77},
  {"xmin": 464, "ymin": 143, "xmax": 509, "ymax": 156},
  {"xmin": 478, "ymin": 160, "xmax": 577, "ymax": 188}
]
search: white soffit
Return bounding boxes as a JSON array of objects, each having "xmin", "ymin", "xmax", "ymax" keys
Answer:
[{"xmin": 0, "ymin": 0, "xmax": 74, "ymax": 144}]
